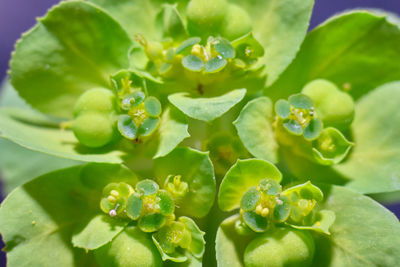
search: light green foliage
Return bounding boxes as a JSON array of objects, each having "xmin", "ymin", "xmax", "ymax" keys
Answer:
[
  {"xmin": 234, "ymin": 97, "xmax": 278, "ymax": 163},
  {"xmin": 335, "ymin": 81, "xmax": 400, "ymax": 194},
  {"xmin": 269, "ymin": 11, "xmax": 400, "ymax": 100},
  {"xmin": 244, "ymin": 227, "xmax": 315, "ymax": 267},
  {"xmin": 168, "ymin": 89, "xmax": 246, "ymax": 122},
  {"xmin": 2, "ymin": 1, "xmax": 400, "ymax": 267},
  {"xmin": 9, "ymin": 1, "xmax": 132, "ymax": 118}
]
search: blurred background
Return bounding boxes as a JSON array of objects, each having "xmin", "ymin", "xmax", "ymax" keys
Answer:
[{"xmin": 0, "ymin": 0, "xmax": 400, "ymax": 266}]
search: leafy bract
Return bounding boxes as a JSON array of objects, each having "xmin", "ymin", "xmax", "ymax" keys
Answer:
[
  {"xmin": 154, "ymin": 147, "xmax": 216, "ymax": 218},
  {"xmin": 312, "ymin": 186, "xmax": 400, "ymax": 267},
  {"xmin": 72, "ymin": 214, "xmax": 128, "ymax": 250},
  {"xmin": 168, "ymin": 89, "xmax": 246, "ymax": 122},
  {"xmin": 230, "ymin": 0, "xmax": 314, "ymax": 85},
  {"xmin": 88, "ymin": 0, "xmax": 161, "ymax": 40},
  {"xmin": 234, "ymin": 97, "xmax": 278, "ymax": 163},
  {"xmin": 154, "ymin": 106, "xmax": 190, "ymax": 158},
  {"xmin": 0, "ymin": 108, "xmax": 125, "ymax": 163},
  {"xmin": 268, "ymin": 11, "xmax": 400, "ymax": 101},
  {"xmin": 10, "ymin": 1, "xmax": 132, "ymax": 118},
  {"xmin": 335, "ymin": 82, "xmax": 400, "ymax": 194},
  {"xmin": 218, "ymin": 159, "xmax": 282, "ymax": 212}
]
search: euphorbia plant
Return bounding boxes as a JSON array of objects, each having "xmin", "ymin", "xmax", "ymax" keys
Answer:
[{"xmin": 1, "ymin": 0, "xmax": 400, "ymax": 266}]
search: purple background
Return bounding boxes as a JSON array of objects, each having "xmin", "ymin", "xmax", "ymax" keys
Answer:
[{"xmin": 1, "ymin": 0, "xmax": 400, "ymax": 266}]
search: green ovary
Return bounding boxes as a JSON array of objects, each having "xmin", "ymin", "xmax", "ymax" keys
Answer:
[
  {"xmin": 73, "ymin": 88, "xmax": 116, "ymax": 117},
  {"xmin": 244, "ymin": 227, "xmax": 315, "ymax": 267},
  {"xmin": 72, "ymin": 112, "xmax": 115, "ymax": 148}
]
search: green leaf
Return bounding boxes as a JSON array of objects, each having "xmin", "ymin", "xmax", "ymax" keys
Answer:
[
  {"xmin": 312, "ymin": 127, "xmax": 353, "ymax": 165},
  {"xmin": 72, "ymin": 214, "xmax": 128, "ymax": 250},
  {"xmin": 0, "ymin": 163, "xmax": 134, "ymax": 267},
  {"xmin": 335, "ymin": 81, "xmax": 400, "ymax": 194},
  {"xmin": 231, "ymin": 0, "xmax": 314, "ymax": 85},
  {"xmin": 10, "ymin": 1, "xmax": 132, "ymax": 118},
  {"xmin": 154, "ymin": 106, "xmax": 190, "ymax": 158},
  {"xmin": 288, "ymin": 209, "xmax": 335, "ymax": 235},
  {"xmin": 88, "ymin": 0, "xmax": 160, "ymax": 40},
  {"xmin": 182, "ymin": 55, "xmax": 204, "ymax": 72},
  {"xmin": 218, "ymin": 159, "xmax": 282, "ymax": 212},
  {"xmin": 204, "ymin": 57, "xmax": 228, "ymax": 73},
  {"xmin": 0, "ymin": 108, "xmax": 125, "ymax": 163},
  {"xmin": 269, "ymin": 11, "xmax": 400, "ymax": 101},
  {"xmin": 312, "ymin": 186, "xmax": 400, "ymax": 267},
  {"xmin": 169, "ymin": 89, "xmax": 246, "ymax": 122},
  {"xmin": 156, "ymin": 3, "xmax": 187, "ymax": 39},
  {"xmin": 95, "ymin": 226, "xmax": 162, "ymax": 267},
  {"xmin": 234, "ymin": 97, "xmax": 278, "ymax": 163},
  {"xmin": 117, "ymin": 115, "xmax": 138, "ymax": 140},
  {"xmin": 154, "ymin": 147, "xmax": 216, "ymax": 218}
]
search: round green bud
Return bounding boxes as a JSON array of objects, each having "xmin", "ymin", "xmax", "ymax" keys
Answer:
[
  {"xmin": 302, "ymin": 79, "xmax": 355, "ymax": 130},
  {"xmin": 72, "ymin": 112, "xmax": 115, "ymax": 148},
  {"xmin": 186, "ymin": 0, "xmax": 228, "ymax": 37},
  {"xmin": 244, "ymin": 227, "xmax": 315, "ymax": 267},
  {"xmin": 73, "ymin": 88, "xmax": 116, "ymax": 117},
  {"xmin": 221, "ymin": 4, "xmax": 252, "ymax": 40},
  {"xmin": 95, "ymin": 227, "xmax": 162, "ymax": 267}
]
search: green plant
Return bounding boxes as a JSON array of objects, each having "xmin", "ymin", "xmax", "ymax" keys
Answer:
[{"xmin": 1, "ymin": 0, "xmax": 400, "ymax": 266}]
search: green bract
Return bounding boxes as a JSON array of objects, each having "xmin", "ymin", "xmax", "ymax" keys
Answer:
[{"xmin": 1, "ymin": 0, "xmax": 400, "ymax": 266}]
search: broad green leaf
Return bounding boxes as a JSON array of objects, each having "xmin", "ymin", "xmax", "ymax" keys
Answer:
[
  {"xmin": 88, "ymin": 0, "xmax": 165, "ymax": 41},
  {"xmin": 234, "ymin": 97, "xmax": 278, "ymax": 163},
  {"xmin": 311, "ymin": 186, "xmax": 400, "ymax": 267},
  {"xmin": 0, "ymin": 165, "xmax": 91, "ymax": 266},
  {"xmin": 0, "ymin": 138, "xmax": 78, "ymax": 195},
  {"xmin": 0, "ymin": 108, "xmax": 125, "ymax": 163},
  {"xmin": 154, "ymin": 147, "xmax": 216, "ymax": 218},
  {"xmin": 72, "ymin": 214, "xmax": 128, "ymax": 250},
  {"xmin": 269, "ymin": 11, "xmax": 400, "ymax": 101},
  {"xmin": 94, "ymin": 227, "xmax": 162, "ymax": 267},
  {"xmin": 335, "ymin": 81, "xmax": 400, "ymax": 194},
  {"xmin": 230, "ymin": 0, "xmax": 314, "ymax": 85},
  {"xmin": 10, "ymin": 1, "xmax": 132, "ymax": 118},
  {"xmin": 169, "ymin": 89, "xmax": 246, "ymax": 122},
  {"xmin": 288, "ymin": 209, "xmax": 335, "ymax": 235},
  {"xmin": 0, "ymin": 78, "xmax": 30, "ymax": 108},
  {"xmin": 156, "ymin": 3, "xmax": 187, "ymax": 39},
  {"xmin": 218, "ymin": 159, "xmax": 282, "ymax": 212},
  {"xmin": 154, "ymin": 106, "xmax": 190, "ymax": 158}
]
